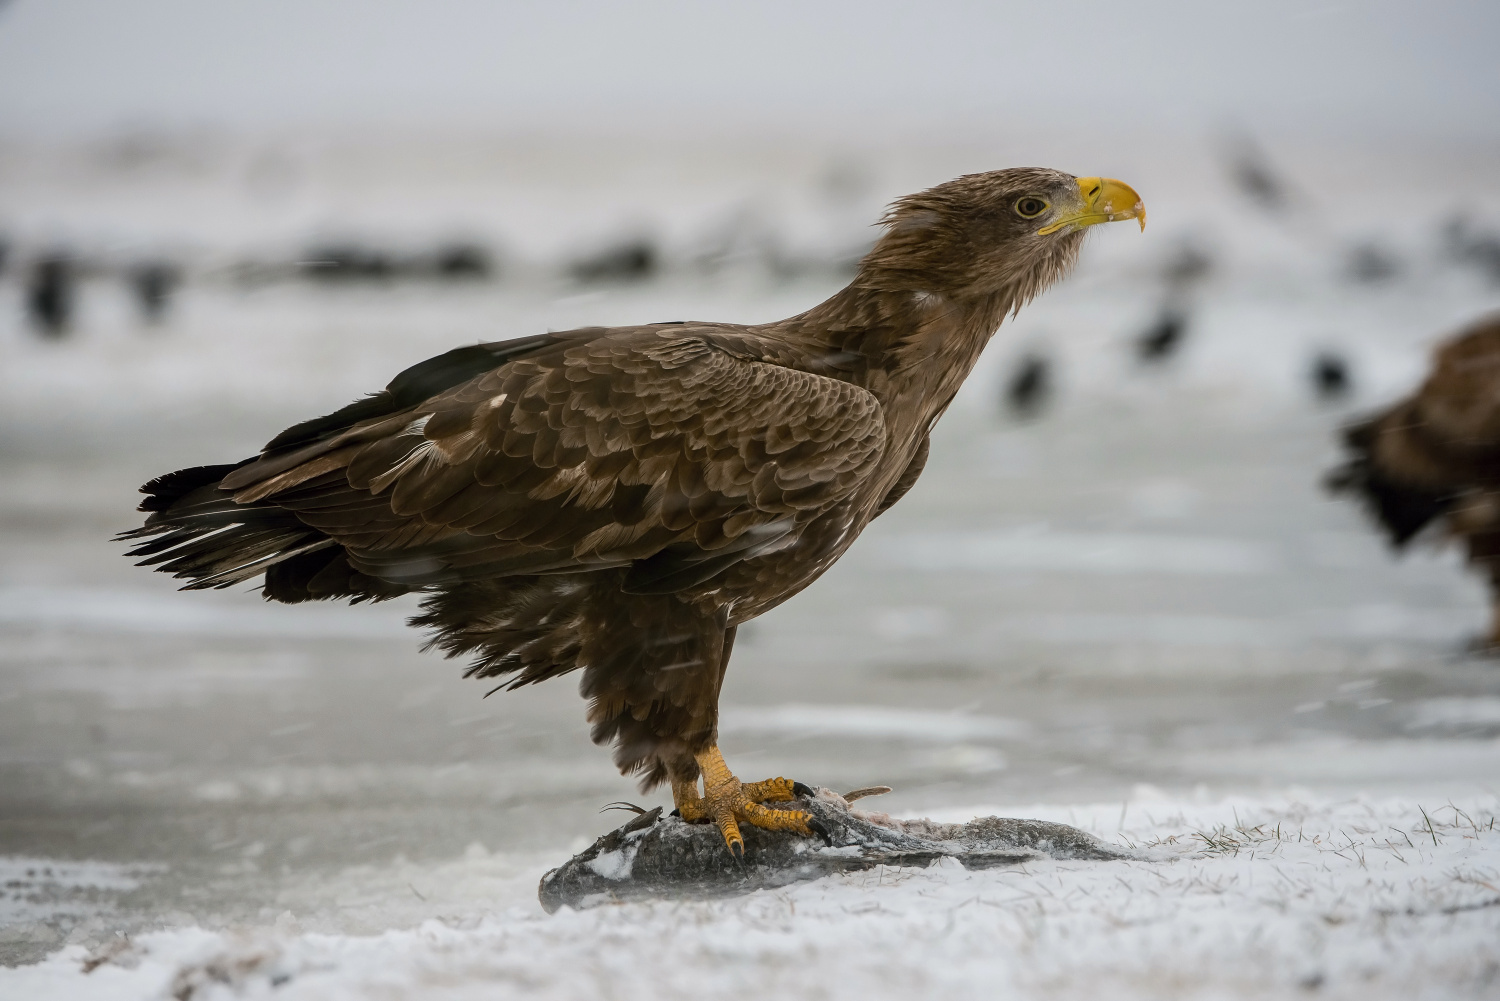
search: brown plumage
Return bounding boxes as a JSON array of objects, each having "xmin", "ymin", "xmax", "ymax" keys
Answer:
[
  {"xmin": 123, "ymin": 168, "xmax": 1144, "ymax": 850},
  {"xmin": 1329, "ymin": 312, "xmax": 1500, "ymax": 645}
]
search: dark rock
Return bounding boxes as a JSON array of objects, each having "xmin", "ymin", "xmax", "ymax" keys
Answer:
[{"xmin": 538, "ymin": 788, "xmax": 1137, "ymax": 913}]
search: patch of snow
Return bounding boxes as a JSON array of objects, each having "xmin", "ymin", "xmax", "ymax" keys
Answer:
[
  {"xmin": 583, "ymin": 848, "xmax": 634, "ymax": 881},
  {"xmin": 0, "ymin": 859, "xmax": 160, "ymax": 928},
  {"xmin": 4, "ymin": 793, "xmax": 1496, "ymax": 1000}
]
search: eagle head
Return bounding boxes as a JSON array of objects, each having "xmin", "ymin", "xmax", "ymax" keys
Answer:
[{"xmin": 859, "ymin": 167, "xmax": 1145, "ymax": 309}]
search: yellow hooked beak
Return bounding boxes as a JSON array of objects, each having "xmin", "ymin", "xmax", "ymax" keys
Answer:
[{"xmin": 1037, "ymin": 177, "xmax": 1146, "ymax": 235}]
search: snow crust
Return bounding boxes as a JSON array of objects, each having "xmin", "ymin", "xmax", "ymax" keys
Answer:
[{"xmin": 4, "ymin": 793, "xmax": 1496, "ymax": 1000}]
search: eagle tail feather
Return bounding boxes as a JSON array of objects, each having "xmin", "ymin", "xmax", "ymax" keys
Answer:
[{"xmin": 120, "ymin": 463, "xmax": 409, "ymax": 604}]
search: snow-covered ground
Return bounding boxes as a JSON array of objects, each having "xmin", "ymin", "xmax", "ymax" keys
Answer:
[
  {"xmin": 5, "ymin": 794, "xmax": 1497, "ymax": 1000},
  {"xmin": 2, "ymin": 128, "xmax": 1500, "ymax": 997}
]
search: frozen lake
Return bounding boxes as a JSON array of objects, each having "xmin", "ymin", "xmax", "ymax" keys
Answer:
[{"xmin": 1, "ymin": 131, "xmax": 1498, "ymax": 996}]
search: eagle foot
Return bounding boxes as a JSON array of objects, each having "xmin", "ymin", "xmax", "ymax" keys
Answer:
[{"xmin": 672, "ymin": 746, "xmax": 823, "ymax": 856}]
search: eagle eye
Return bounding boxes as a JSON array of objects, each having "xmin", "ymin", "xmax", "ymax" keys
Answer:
[{"xmin": 1014, "ymin": 196, "xmax": 1049, "ymax": 219}]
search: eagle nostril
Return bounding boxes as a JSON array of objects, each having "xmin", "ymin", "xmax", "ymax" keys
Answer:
[{"xmin": 1088, "ymin": 184, "xmax": 1101, "ymax": 198}]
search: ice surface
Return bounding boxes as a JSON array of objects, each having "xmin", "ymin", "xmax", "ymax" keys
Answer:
[
  {"xmin": 877, "ymin": 528, "xmax": 1278, "ymax": 575},
  {"xmin": 720, "ymin": 704, "xmax": 1030, "ymax": 742},
  {"xmin": 0, "ymin": 586, "xmax": 410, "ymax": 640},
  {"xmin": 1406, "ymin": 696, "xmax": 1500, "ymax": 730}
]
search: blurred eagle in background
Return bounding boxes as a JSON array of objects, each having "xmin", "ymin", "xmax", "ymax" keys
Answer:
[
  {"xmin": 1330, "ymin": 313, "xmax": 1500, "ymax": 647},
  {"xmin": 123, "ymin": 169, "xmax": 1145, "ymax": 854}
]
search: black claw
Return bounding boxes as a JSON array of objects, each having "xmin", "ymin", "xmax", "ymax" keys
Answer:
[
  {"xmin": 792, "ymin": 781, "xmax": 815, "ymax": 798},
  {"xmin": 729, "ymin": 841, "xmax": 745, "ymax": 862},
  {"xmin": 807, "ymin": 818, "xmax": 834, "ymax": 847},
  {"xmin": 669, "ymin": 808, "xmax": 681, "ymax": 818}
]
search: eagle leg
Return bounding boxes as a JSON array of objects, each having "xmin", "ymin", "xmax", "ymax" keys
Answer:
[
  {"xmin": 670, "ymin": 777, "xmax": 710, "ymax": 823},
  {"xmin": 673, "ymin": 745, "xmax": 823, "ymax": 857}
]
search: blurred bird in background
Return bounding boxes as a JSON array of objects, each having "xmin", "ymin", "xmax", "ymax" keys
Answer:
[
  {"xmin": 26, "ymin": 253, "xmax": 75, "ymax": 338},
  {"xmin": 1134, "ymin": 240, "xmax": 1212, "ymax": 366},
  {"xmin": 1002, "ymin": 350, "xmax": 1053, "ymax": 420},
  {"xmin": 1443, "ymin": 217, "xmax": 1500, "ymax": 287},
  {"xmin": 1328, "ymin": 313, "xmax": 1500, "ymax": 647},
  {"xmin": 1309, "ymin": 350, "xmax": 1353, "ymax": 403},
  {"xmin": 569, "ymin": 238, "xmax": 657, "ymax": 285},
  {"xmin": 128, "ymin": 259, "xmax": 180, "ymax": 326},
  {"xmin": 1134, "ymin": 307, "xmax": 1190, "ymax": 364}
]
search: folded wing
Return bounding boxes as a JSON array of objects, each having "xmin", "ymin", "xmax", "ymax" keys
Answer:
[{"xmin": 180, "ymin": 326, "xmax": 886, "ymax": 595}]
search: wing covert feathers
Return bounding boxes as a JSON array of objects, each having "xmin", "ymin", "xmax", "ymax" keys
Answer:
[{"xmin": 221, "ymin": 328, "xmax": 886, "ymax": 587}]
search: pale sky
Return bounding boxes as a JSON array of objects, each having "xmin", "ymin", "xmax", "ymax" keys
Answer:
[{"xmin": 0, "ymin": 0, "xmax": 1496, "ymax": 138}]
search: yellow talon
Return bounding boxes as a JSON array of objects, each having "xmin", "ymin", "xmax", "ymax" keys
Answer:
[
  {"xmin": 718, "ymin": 812, "xmax": 745, "ymax": 858},
  {"xmin": 670, "ymin": 745, "xmax": 822, "ymax": 855},
  {"xmin": 741, "ymin": 776, "xmax": 800, "ymax": 802}
]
